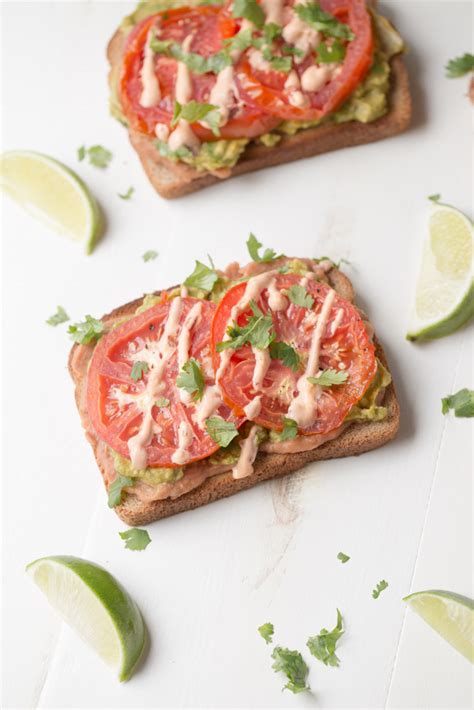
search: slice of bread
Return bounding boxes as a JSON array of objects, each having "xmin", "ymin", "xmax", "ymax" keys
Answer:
[
  {"xmin": 69, "ymin": 268, "xmax": 400, "ymax": 525},
  {"xmin": 107, "ymin": 24, "xmax": 411, "ymax": 199}
]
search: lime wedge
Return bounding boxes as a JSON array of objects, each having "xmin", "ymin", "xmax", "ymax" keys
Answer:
[
  {"xmin": 27, "ymin": 556, "xmax": 146, "ymax": 681},
  {"xmin": 403, "ymin": 589, "xmax": 474, "ymax": 663},
  {"xmin": 407, "ymin": 202, "xmax": 474, "ymax": 340},
  {"xmin": 0, "ymin": 150, "xmax": 102, "ymax": 254}
]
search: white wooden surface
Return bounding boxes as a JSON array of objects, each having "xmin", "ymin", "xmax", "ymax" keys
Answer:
[{"xmin": 1, "ymin": 1, "xmax": 473, "ymax": 708}]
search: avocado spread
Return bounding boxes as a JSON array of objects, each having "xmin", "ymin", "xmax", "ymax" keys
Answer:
[
  {"xmin": 112, "ymin": 1, "xmax": 404, "ymax": 171},
  {"xmin": 112, "ymin": 449, "xmax": 184, "ymax": 485}
]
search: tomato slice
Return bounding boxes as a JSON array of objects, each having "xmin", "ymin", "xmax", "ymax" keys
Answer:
[
  {"xmin": 87, "ymin": 297, "xmax": 244, "ymax": 468},
  {"xmin": 120, "ymin": 8, "xmax": 279, "ymax": 141},
  {"xmin": 211, "ymin": 274, "xmax": 376, "ymax": 435},
  {"xmin": 234, "ymin": 0, "xmax": 373, "ymax": 121}
]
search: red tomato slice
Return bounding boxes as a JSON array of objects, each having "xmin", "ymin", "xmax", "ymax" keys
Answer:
[
  {"xmin": 87, "ymin": 297, "xmax": 244, "ymax": 468},
  {"xmin": 211, "ymin": 274, "xmax": 376, "ymax": 435},
  {"xmin": 234, "ymin": 0, "xmax": 373, "ymax": 121},
  {"xmin": 120, "ymin": 8, "xmax": 279, "ymax": 140}
]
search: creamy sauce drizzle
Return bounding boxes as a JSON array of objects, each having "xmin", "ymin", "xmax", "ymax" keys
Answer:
[
  {"xmin": 140, "ymin": 26, "xmax": 161, "ymax": 108},
  {"xmin": 282, "ymin": 4, "xmax": 321, "ymax": 58},
  {"xmin": 243, "ymin": 395, "xmax": 262, "ymax": 419},
  {"xmin": 287, "ymin": 288, "xmax": 336, "ymax": 428},
  {"xmin": 168, "ymin": 119, "xmax": 201, "ymax": 152},
  {"xmin": 155, "ymin": 123, "xmax": 170, "ymax": 141},
  {"xmin": 209, "ymin": 65, "xmax": 235, "ymax": 126},
  {"xmin": 175, "ymin": 35, "xmax": 193, "ymax": 104},
  {"xmin": 267, "ymin": 278, "xmax": 287, "ymax": 311},
  {"xmin": 252, "ymin": 347, "xmax": 271, "ymax": 390},
  {"xmin": 177, "ymin": 301, "xmax": 203, "ymax": 404},
  {"xmin": 261, "ymin": 0, "xmax": 285, "ymax": 25},
  {"xmin": 194, "ymin": 385, "xmax": 223, "ymax": 429},
  {"xmin": 331, "ymin": 308, "xmax": 344, "ymax": 335},
  {"xmin": 171, "ymin": 420, "xmax": 194, "ymax": 465},
  {"xmin": 232, "ymin": 425, "xmax": 259, "ymax": 479},
  {"xmin": 127, "ymin": 297, "xmax": 183, "ymax": 468},
  {"xmin": 301, "ymin": 65, "xmax": 332, "ymax": 92}
]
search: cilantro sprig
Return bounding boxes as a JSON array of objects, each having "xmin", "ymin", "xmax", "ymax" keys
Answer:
[
  {"xmin": 372, "ymin": 579, "xmax": 389, "ymax": 599},
  {"xmin": 294, "ymin": 2, "xmax": 355, "ymax": 40},
  {"xmin": 287, "ymin": 284, "xmax": 314, "ymax": 309},
  {"xmin": 119, "ymin": 528, "xmax": 151, "ymax": 551},
  {"xmin": 78, "ymin": 145, "xmax": 112, "ymax": 169},
  {"xmin": 68, "ymin": 315, "xmax": 104, "ymax": 345},
  {"xmin": 317, "ymin": 39, "xmax": 346, "ymax": 63},
  {"xmin": 216, "ymin": 301, "xmax": 275, "ymax": 352},
  {"xmin": 269, "ymin": 341, "xmax": 300, "ymax": 371},
  {"xmin": 271, "ymin": 646, "xmax": 310, "ymax": 694},
  {"xmin": 46, "ymin": 305, "xmax": 69, "ymax": 327},
  {"xmin": 184, "ymin": 260, "xmax": 219, "ymax": 292},
  {"xmin": 308, "ymin": 369, "xmax": 349, "ymax": 387},
  {"xmin": 279, "ymin": 417, "xmax": 298, "ymax": 440},
  {"xmin": 247, "ymin": 233, "xmax": 280, "ymax": 263},
  {"xmin": 150, "ymin": 37, "xmax": 232, "ymax": 74},
  {"xmin": 232, "ymin": 0, "xmax": 265, "ymax": 28},
  {"xmin": 176, "ymin": 358, "xmax": 205, "ymax": 401},
  {"xmin": 258, "ymin": 622, "xmax": 275, "ymax": 644},
  {"xmin": 206, "ymin": 416, "xmax": 239, "ymax": 447},
  {"xmin": 307, "ymin": 609, "xmax": 344, "ymax": 667},
  {"xmin": 441, "ymin": 388, "xmax": 474, "ymax": 418},
  {"xmin": 172, "ymin": 100, "xmax": 221, "ymax": 136},
  {"xmin": 108, "ymin": 475, "xmax": 133, "ymax": 508},
  {"xmin": 445, "ymin": 53, "xmax": 474, "ymax": 78}
]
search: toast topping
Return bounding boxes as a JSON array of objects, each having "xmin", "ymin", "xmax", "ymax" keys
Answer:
[
  {"xmin": 232, "ymin": 424, "xmax": 260, "ymax": 479},
  {"xmin": 139, "ymin": 26, "xmax": 161, "ymax": 108}
]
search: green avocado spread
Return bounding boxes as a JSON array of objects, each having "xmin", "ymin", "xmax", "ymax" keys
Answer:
[
  {"xmin": 112, "ymin": 1, "xmax": 404, "ymax": 171},
  {"xmin": 112, "ymin": 449, "xmax": 184, "ymax": 485}
]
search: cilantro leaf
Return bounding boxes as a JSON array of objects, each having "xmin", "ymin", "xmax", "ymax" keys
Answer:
[
  {"xmin": 307, "ymin": 609, "xmax": 344, "ymax": 667},
  {"xmin": 142, "ymin": 250, "xmax": 158, "ymax": 262},
  {"xmin": 206, "ymin": 416, "xmax": 239, "ymax": 447},
  {"xmin": 155, "ymin": 397, "xmax": 170, "ymax": 408},
  {"xmin": 184, "ymin": 260, "xmax": 219, "ymax": 292},
  {"xmin": 258, "ymin": 622, "xmax": 274, "ymax": 644},
  {"xmin": 151, "ymin": 38, "xmax": 231, "ymax": 75},
  {"xmin": 172, "ymin": 100, "xmax": 221, "ymax": 136},
  {"xmin": 287, "ymin": 284, "xmax": 314, "ymax": 309},
  {"xmin": 119, "ymin": 528, "xmax": 151, "ymax": 551},
  {"xmin": 441, "ymin": 388, "xmax": 474, "ymax": 418},
  {"xmin": 372, "ymin": 579, "xmax": 389, "ymax": 599},
  {"xmin": 263, "ymin": 23, "xmax": 282, "ymax": 42},
  {"xmin": 294, "ymin": 2, "xmax": 355, "ymax": 40},
  {"xmin": 130, "ymin": 361, "xmax": 149, "ymax": 382},
  {"xmin": 316, "ymin": 39, "xmax": 346, "ymax": 63},
  {"xmin": 232, "ymin": 0, "xmax": 265, "ymax": 29},
  {"xmin": 118, "ymin": 186, "xmax": 134, "ymax": 200},
  {"xmin": 176, "ymin": 358, "xmax": 205, "ymax": 400},
  {"xmin": 217, "ymin": 300, "xmax": 275, "ymax": 352},
  {"xmin": 46, "ymin": 305, "xmax": 69, "ymax": 327},
  {"xmin": 279, "ymin": 417, "xmax": 298, "ymax": 441},
  {"xmin": 308, "ymin": 369, "xmax": 348, "ymax": 387},
  {"xmin": 269, "ymin": 341, "xmax": 300, "ymax": 372},
  {"xmin": 337, "ymin": 551, "xmax": 350, "ymax": 563},
  {"xmin": 428, "ymin": 193, "xmax": 441, "ymax": 202},
  {"xmin": 445, "ymin": 53, "xmax": 474, "ymax": 78},
  {"xmin": 79, "ymin": 145, "xmax": 112, "ymax": 169},
  {"xmin": 68, "ymin": 315, "xmax": 104, "ymax": 345},
  {"xmin": 246, "ymin": 233, "xmax": 280, "ymax": 263},
  {"xmin": 264, "ymin": 52, "xmax": 292, "ymax": 73},
  {"xmin": 223, "ymin": 28, "xmax": 255, "ymax": 55},
  {"xmin": 108, "ymin": 475, "xmax": 134, "ymax": 508},
  {"xmin": 271, "ymin": 646, "xmax": 310, "ymax": 694}
]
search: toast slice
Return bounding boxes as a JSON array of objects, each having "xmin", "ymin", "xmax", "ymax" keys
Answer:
[
  {"xmin": 69, "ymin": 268, "xmax": 400, "ymax": 525},
  {"xmin": 107, "ymin": 22, "xmax": 411, "ymax": 199}
]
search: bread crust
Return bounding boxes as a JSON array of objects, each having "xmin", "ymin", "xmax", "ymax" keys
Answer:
[
  {"xmin": 68, "ymin": 269, "xmax": 400, "ymax": 525},
  {"xmin": 107, "ymin": 25, "xmax": 411, "ymax": 199}
]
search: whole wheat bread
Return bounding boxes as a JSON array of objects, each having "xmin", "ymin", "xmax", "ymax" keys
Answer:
[{"xmin": 69, "ymin": 268, "xmax": 400, "ymax": 525}]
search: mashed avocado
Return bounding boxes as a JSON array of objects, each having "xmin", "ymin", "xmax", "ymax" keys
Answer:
[
  {"xmin": 345, "ymin": 359, "xmax": 392, "ymax": 422},
  {"xmin": 112, "ymin": 449, "xmax": 184, "ymax": 485},
  {"xmin": 112, "ymin": 2, "xmax": 404, "ymax": 171}
]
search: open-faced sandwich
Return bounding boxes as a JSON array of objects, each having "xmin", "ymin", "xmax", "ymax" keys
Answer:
[
  {"xmin": 108, "ymin": 0, "xmax": 411, "ymax": 198},
  {"xmin": 69, "ymin": 241, "xmax": 400, "ymax": 524}
]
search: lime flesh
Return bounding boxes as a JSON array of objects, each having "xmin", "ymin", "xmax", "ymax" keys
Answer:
[
  {"xmin": 407, "ymin": 203, "xmax": 473, "ymax": 340},
  {"xmin": 27, "ymin": 556, "xmax": 146, "ymax": 681},
  {"xmin": 0, "ymin": 150, "xmax": 101, "ymax": 254},
  {"xmin": 404, "ymin": 589, "xmax": 474, "ymax": 663}
]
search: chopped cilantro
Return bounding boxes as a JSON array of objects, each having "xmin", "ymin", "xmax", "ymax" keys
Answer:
[
  {"xmin": 77, "ymin": 145, "xmax": 86, "ymax": 161},
  {"xmin": 445, "ymin": 53, "xmax": 474, "ymax": 78},
  {"xmin": 142, "ymin": 250, "xmax": 158, "ymax": 262},
  {"xmin": 372, "ymin": 579, "xmax": 389, "ymax": 599},
  {"xmin": 184, "ymin": 260, "xmax": 218, "ymax": 292},
  {"xmin": 118, "ymin": 186, "xmax": 134, "ymax": 200},
  {"xmin": 428, "ymin": 193, "xmax": 441, "ymax": 202},
  {"xmin": 307, "ymin": 609, "xmax": 344, "ymax": 666},
  {"xmin": 119, "ymin": 528, "xmax": 151, "ymax": 551},
  {"xmin": 232, "ymin": 0, "xmax": 265, "ymax": 28},
  {"xmin": 46, "ymin": 305, "xmax": 69, "ymax": 327},
  {"xmin": 78, "ymin": 145, "xmax": 112, "ymax": 169},
  {"xmin": 337, "ymin": 551, "xmax": 350, "ymax": 563},
  {"xmin": 172, "ymin": 100, "xmax": 221, "ymax": 136},
  {"xmin": 294, "ymin": 2, "xmax": 355, "ymax": 40},
  {"xmin": 130, "ymin": 361, "xmax": 149, "ymax": 382},
  {"xmin": 216, "ymin": 300, "xmax": 275, "ymax": 352},
  {"xmin": 258, "ymin": 622, "xmax": 274, "ymax": 644},
  {"xmin": 287, "ymin": 284, "xmax": 314, "ymax": 309},
  {"xmin": 68, "ymin": 315, "xmax": 104, "ymax": 345},
  {"xmin": 246, "ymin": 233, "xmax": 280, "ymax": 263},
  {"xmin": 441, "ymin": 388, "xmax": 474, "ymax": 418},
  {"xmin": 271, "ymin": 646, "xmax": 310, "ymax": 694},
  {"xmin": 308, "ymin": 369, "xmax": 349, "ymax": 387},
  {"xmin": 316, "ymin": 39, "xmax": 346, "ymax": 63},
  {"xmin": 108, "ymin": 475, "xmax": 133, "ymax": 508},
  {"xmin": 206, "ymin": 416, "xmax": 239, "ymax": 447},
  {"xmin": 269, "ymin": 341, "xmax": 300, "ymax": 371},
  {"xmin": 176, "ymin": 358, "xmax": 205, "ymax": 400},
  {"xmin": 279, "ymin": 417, "xmax": 298, "ymax": 440}
]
